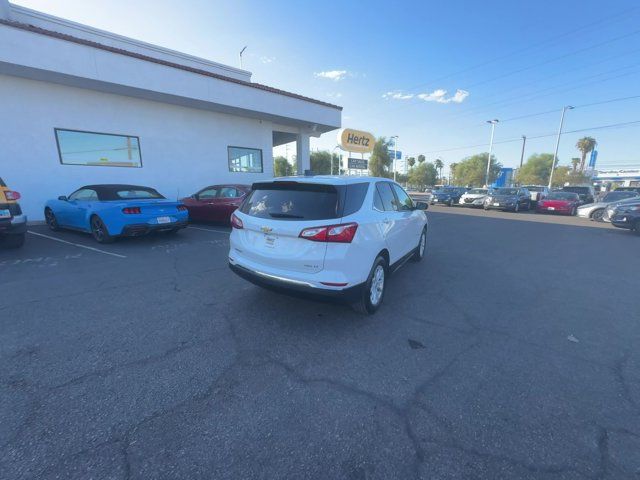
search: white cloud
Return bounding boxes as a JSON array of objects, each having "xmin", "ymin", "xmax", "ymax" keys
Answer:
[
  {"xmin": 326, "ymin": 92, "xmax": 343, "ymax": 98},
  {"xmin": 383, "ymin": 88, "xmax": 470, "ymax": 104},
  {"xmin": 418, "ymin": 89, "xmax": 469, "ymax": 104},
  {"xmin": 260, "ymin": 56, "xmax": 275, "ymax": 64},
  {"xmin": 314, "ymin": 70, "xmax": 349, "ymax": 81},
  {"xmin": 382, "ymin": 91, "xmax": 414, "ymax": 100}
]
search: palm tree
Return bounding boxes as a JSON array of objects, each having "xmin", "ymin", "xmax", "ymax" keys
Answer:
[
  {"xmin": 449, "ymin": 162, "xmax": 458, "ymax": 185},
  {"xmin": 576, "ymin": 137, "xmax": 596, "ymax": 171},
  {"xmin": 434, "ymin": 158, "xmax": 444, "ymax": 182},
  {"xmin": 407, "ymin": 157, "xmax": 416, "ymax": 169},
  {"xmin": 571, "ymin": 158, "xmax": 580, "ymax": 172}
]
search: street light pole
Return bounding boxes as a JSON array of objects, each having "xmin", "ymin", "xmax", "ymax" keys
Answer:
[
  {"xmin": 484, "ymin": 119, "xmax": 499, "ymax": 187},
  {"xmin": 330, "ymin": 145, "xmax": 340, "ymax": 175},
  {"xmin": 548, "ymin": 106, "xmax": 574, "ymax": 189},
  {"xmin": 390, "ymin": 136, "xmax": 398, "ymax": 182}
]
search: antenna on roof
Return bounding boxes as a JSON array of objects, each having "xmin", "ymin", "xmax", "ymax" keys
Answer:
[{"xmin": 239, "ymin": 46, "xmax": 247, "ymax": 69}]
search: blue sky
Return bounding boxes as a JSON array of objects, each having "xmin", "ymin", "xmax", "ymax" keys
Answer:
[{"xmin": 15, "ymin": 0, "xmax": 640, "ymax": 173}]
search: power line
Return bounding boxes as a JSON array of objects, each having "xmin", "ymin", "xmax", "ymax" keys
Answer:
[
  {"xmin": 491, "ymin": 94, "xmax": 640, "ymax": 125},
  {"xmin": 409, "ymin": 119, "xmax": 640, "ymax": 156},
  {"xmin": 380, "ymin": 6, "xmax": 637, "ymax": 96},
  {"xmin": 454, "ymin": 64, "xmax": 640, "ymax": 122}
]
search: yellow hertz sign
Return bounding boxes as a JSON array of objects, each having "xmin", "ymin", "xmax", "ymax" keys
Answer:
[{"xmin": 337, "ymin": 128, "xmax": 375, "ymax": 153}]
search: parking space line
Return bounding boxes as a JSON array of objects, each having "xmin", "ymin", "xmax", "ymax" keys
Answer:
[
  {"xmin": 188, "ymin": 226, "xmax": 230, "ymax": 234},
  {"xmin": 27, "ymin": 231, "xmax": 127, "ymax": 258}
]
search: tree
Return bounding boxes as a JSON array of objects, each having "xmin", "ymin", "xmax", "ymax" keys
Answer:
[
  {"xmin": 517, "ymin": 153, "xmax": 555, "ymax": 186},
  {"xmin": 571, "ymin": 157, "xmax": 580, "ymax": 172},
  {"xmin": 434, "ymin": 158, "xmax": 444, "ymax": 182},
  {"xmin": 407, "ymin": 162, "xmax": 438, "ymax": 189},
  {"xmin": 273, "ymin": 156, "xmax": 293, "ymax": 177},
  {"xmin": 551, "ymin": 166, "xmax": 591, "ymax": 187},
  {"xmin": 407, "ymin": 157, "xmax": 416, "ymax": 169},
  {"xmin": 576, "ymin": 137, "xmax": 596, "ymax": 172},
  {"xmin": 449, "ymin": 163, "xmax": 458, "ymax": 184},
  {"xmin": 417, "ymin": 154, "xmax": 426, "ymax": 164},
  {"xmin": 451, "ymin": 153, "xmax": 501, "ymax": 186},
  {"xmin": 310, "ymin": 150, "xmax": 340, "ymax": 175},
  {"xmin": 368, "ymin": 137, "xmax": 392, "ymax": 177}
]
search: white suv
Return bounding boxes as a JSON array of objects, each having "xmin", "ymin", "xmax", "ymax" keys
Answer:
[{"xmin": 228, "ymin": 176, "xmax": 429, "ymax": 314}]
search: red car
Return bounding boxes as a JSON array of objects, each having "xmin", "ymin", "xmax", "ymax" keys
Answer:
[
  {"xmin": 536, "ymin": 191, "xmax": 580, "ymax": 215},
  {"xmin": 182, "ymin": 184, "xmax": 250, "ymax": 223}
]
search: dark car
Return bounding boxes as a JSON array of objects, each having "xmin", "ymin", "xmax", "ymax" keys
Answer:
[
  {"xmin": 561, "ymin": 186, "xmax": 595, "ymax": 205},
  {"xmin": 0, "ymin": 176, "xmax": 27, "ymax": 248},
  {"xmin": 610, "ymin": 200, "xmax": 640, "ymax": 235},
  {"xmin": 483, "ymin": 187, "xmax": 531, "ymax": 212},
  {"xmin": 182, "ymin": 184, "xmax": 250, "ymax": 223},
  {"xmin": 430, "ymin": 187, "xmax": 466, "ymax": 206}
]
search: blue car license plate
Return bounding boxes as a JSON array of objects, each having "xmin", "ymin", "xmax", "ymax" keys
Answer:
[{"xmin": 0, "ymin": 209, "xmax": 10, "ymax": 219}]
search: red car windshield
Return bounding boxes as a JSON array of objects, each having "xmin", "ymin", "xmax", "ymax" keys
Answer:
[{"xmin": 546, "ymin": 193, "xmax": 578, "ymax": 201}]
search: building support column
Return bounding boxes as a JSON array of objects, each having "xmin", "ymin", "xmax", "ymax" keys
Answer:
[{"xmin": 296, "ymin": 132, "xmax": 310, "ymax": 175}]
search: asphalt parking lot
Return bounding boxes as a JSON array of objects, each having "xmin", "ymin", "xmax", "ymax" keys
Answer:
[{"xmin": 2, "ymin": 207, "xmax": 639, "ymax": 479}]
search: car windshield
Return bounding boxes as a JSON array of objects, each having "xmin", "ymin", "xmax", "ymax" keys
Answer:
[
  {"xmin": 525, "ymin": 186, "xmax": 544, "ymax": 192},
  {"xmin": 494, "ymin": 188, "xmax": 518, "ymax": 195},
  {"xmin": 562, "ymin": 187, "xmax": 589, "ymax": 194},
  {"xmin": 547, "ymin": 192, "xmax": 578, "ymax": 200},
  {"xmin": 604, "ymin": 191, "xmax": 637, "ymax": 202},
  {"xmin": 468, "ymin": 189, "xmax": 487, "ymax": 194}
]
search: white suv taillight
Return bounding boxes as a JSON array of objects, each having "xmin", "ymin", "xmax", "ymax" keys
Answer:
[
  {"xmin": 299, "ymin": 222, "xmax": 358, "ymax": 243},
  {"xmin": 231, "ymin": 213, "xmax": 243, "ymax": 229}
]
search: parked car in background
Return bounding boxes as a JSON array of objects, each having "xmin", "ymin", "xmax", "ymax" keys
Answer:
[
  {"xmin": 612, "ymin": 186, "xmax": 640, "ymax": 194},
  {"xmin": 602, "ymin": 196, "xmax": 640, "ymax": 223},
  {"xmin": 182, "ymin": 184, "xmax": 250, "ymax": 223},
  {"xmin": 576, "ymin": 190, "xmax": 640, "ymax": 221},
  {"xmin": 536, "ymin": 191, "xmax": 580, "ymax": 216},
  {"xmin": 459, "ymin": 188, "xmax": 490, "ymax": 207},
  {"xmin": 609, "ymin": 200, "xmax": 640, "ymax": 235},
  {"xmin": 45, "ymin": 184, "xmax": 189, "ymax": 243},
  {"xmin": 430, "ymin": 187, "xmax": 466, "ymax": 206},
  {"xmin": 561, "ymin": 185, "xmax": 595, "ymax": 205},
  {"xmin": 0, "ymin": 176, "xmax": 27, "ymax": 248},
  {"xmin": 228, "ymin": 176, "xmax": 429, "ymax": 314},
  {"xmin": 483, "ymin": 187, "xmax": 531, "ymax": 212},
  {"xmin": 523, "ymin": 185, "xmax": 549, "ymax": 205}
]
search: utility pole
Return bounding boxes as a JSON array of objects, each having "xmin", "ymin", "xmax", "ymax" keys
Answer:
[
  {"xmin": 516, "ymin": 135, "xmax": 526, "ymax": 184},
  {"xmin": 548, "ymin": 106, "xmax": 574, "ymax": 189},
  {"xmin": 484, "ymin": 119, "xmax": 499, "ymax": 187},
  {"xmin": 390, "ymin": 136, "xmax": 399, "ymax": 182},
  {"xmin": 519, "ymin": 135, "xmax": 527, "ymax": 170}
]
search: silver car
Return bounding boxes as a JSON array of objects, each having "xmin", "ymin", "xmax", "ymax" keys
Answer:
[{"xmin": 578, "ymin": 191, "xmax": 640, "ymax": 222}]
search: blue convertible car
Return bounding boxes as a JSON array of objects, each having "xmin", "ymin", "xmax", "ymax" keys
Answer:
[{"xmin": 45, "ymin": 184, "xmax": 189, "ymax": 243}]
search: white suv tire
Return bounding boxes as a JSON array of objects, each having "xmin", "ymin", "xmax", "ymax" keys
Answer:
[
  {"xmin": 353, "ymin": 255, "xmax": 387, "ymax": 315},
  {"xmin": 412, "ymin": 228, "xmax": 427, "ymax": 262}
]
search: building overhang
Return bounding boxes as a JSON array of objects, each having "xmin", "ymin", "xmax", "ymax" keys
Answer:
[{"xmin": 0, "ymin": 15, "xmax": 341, "ymax": 134}]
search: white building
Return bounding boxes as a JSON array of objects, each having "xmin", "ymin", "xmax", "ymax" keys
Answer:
[{"xmin": 0, "ymin": 1, "xmax": 341, "ymax": 219}]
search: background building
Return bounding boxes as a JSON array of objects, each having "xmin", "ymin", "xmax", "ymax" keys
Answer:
[{"xmin": 0, "ymin": 0, "xmax": 341, "ymax": 219}]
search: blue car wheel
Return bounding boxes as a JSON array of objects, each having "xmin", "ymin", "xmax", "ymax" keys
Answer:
[
  {"xmin": 90, "ymin": 215, "xmax": 115, "ymax": 244},
  {"xmin": 45, "ymin": 208, "xmax": 60, "ymax": 231}
]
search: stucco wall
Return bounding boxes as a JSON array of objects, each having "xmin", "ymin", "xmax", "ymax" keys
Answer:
[{"xmin": 1, "ymin": 74, "xmax": 275, "ymax": 220}]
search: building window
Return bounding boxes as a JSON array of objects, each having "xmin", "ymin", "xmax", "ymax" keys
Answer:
[
  {"xmin": 228, "ymin": 146, "xmax": 263, "ymax": 173},
  {"xmin": 55, "ymin": 128, "xmax": 142, "ymax": 167}
]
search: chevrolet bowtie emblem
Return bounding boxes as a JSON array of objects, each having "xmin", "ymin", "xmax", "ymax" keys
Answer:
[{"xmin": 261, "ymin": 226, "xmax": 273, "ymax": 234}]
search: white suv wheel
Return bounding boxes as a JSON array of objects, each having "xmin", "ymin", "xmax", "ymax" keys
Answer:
[{"xmin": 370, "ymin": 265, "xmax": 385, "ymax": 306}]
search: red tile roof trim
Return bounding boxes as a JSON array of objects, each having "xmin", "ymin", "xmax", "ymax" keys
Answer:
[{"xmin": 0, "ymin": 18, "xmax": 342, "ymax": 111}]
